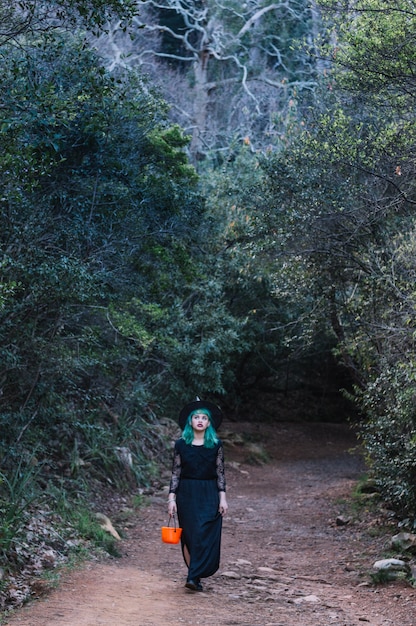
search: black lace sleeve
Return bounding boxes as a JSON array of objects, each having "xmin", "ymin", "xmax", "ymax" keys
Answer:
[
  {"xmin": 168, "ymin": 444, "xmax": 182, "ymax": 494},
  {"xmin": 216, "ymin": 443, "xmax": 226, "ymax": 492}
]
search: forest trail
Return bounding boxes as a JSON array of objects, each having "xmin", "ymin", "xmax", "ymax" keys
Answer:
[{"xmin": 3, "ymin": 421, "xmax": 415, "ymax": 626}]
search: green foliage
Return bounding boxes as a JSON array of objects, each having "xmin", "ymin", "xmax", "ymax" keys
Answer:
[
  {"xmin": 196, "ymin": 147, "xmax": 343, "ymax": 414},
  {"xmin": 0, "ymin": 25, "xmax": 268, "ymax": 518},
  {"xmin": 357, "ymin": 360, "xmax": 416, "ymax": 519},
  {"xmin": 322, "ymin": 0, "xmax": 416, "ymax": 100},
  {"xmin": 235, "ymin": 0, "xmax": 416, "ymax": 517},
  {"xmin": 0, "ymin": 30, "xmax": 201, "ymax": 494},
  {"xmin": 0, "ymin": 0, "xmax": 138, "ymax": 39},
  {"xmin": 310, "ymin": 0, "xmax": 416, "ymax": 519},
  {"xmin": 259, "ymin": 90, "xmax": 416, "ymax": 509},
  {"xmin": 0, "ymin": 457, "xmax": 40, "ymax": 560},
  {"xmin": 70, "ymin": 509, "xmax": 121, "ymax": 557}
]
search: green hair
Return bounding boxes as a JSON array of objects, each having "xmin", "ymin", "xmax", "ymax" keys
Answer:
[{"xmin": 182, "ymin": 408, "xmax": 219, "ymax": 448}]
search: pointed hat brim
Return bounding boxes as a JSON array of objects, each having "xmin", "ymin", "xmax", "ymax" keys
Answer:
[{"xmin": 178, "ymin": 399, "xmax": 223, "ymax": 431}]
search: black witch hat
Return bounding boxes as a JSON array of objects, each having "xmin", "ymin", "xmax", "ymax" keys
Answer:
[{"xmin": 178, "ymin": 397, "xmax": 223, "ymax": 431}]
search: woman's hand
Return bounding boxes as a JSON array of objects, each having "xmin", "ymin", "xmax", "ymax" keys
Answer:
[
  {"xmin": 219, "ymin": 491, "xmax": 228, "ymax": 516},
  {"xmin": 168, "ymin": 497, "xmax": 177, "ymax": 517}
]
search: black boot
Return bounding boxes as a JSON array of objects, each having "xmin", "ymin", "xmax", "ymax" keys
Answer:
[{"xmin": 185, "ymin": 578, "xmax": 203, "ymax": 591}]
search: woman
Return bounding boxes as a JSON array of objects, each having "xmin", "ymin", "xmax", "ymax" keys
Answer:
[{"xmin": 168, "ymin": 398, "xmax": 228, "ymax": 592}]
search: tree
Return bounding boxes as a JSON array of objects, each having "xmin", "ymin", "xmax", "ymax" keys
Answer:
[
  {"xmin": 242, "ymin": 0, "xmax": 416, "ymax": 516},
  {"xmin": 93, "ymin": 0, "xmax": 321, "ymax": 162},
  {"xmin": 0, "ymin": 30, "xmax": 205, "ymax": 485},
  {"xmin": 322, "ymin": 0, "xmax": 416, "ymax": 98},
  {"xmin": 315, "ymin": 0, "xmax": 416, "ymax": 518},
  {"xmin": 0, "ymin": 0, "xmax": 138, "ymax": 44}
]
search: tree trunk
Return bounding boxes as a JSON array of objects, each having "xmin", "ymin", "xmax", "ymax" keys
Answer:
[{"xmin": 190, "ymin": 49, "xmax": 210, "ymax": 161}]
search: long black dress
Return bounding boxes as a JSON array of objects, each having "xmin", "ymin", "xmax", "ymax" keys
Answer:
[{"xmin": 169, "ymin": 438, "xmax": 226, "ymax": 581}]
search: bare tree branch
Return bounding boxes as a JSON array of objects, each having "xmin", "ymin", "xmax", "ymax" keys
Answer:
[{"xmin": 93, "ymin": 0, "xmax": 321, "ymax": 161}]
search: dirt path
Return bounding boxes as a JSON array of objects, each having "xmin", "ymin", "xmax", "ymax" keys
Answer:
[{"xmin": 3, "ymin": 421, "xmax": 415, "ymax": 626}]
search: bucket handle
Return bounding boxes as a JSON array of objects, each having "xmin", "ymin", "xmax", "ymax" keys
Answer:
[{"xmin": 167, "ymin": 514, "xmax": 178, "ymax": 530}]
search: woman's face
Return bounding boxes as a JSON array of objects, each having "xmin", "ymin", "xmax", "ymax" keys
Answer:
[{"xmin": 191, "ymin": 412, "xmax": 210, "ymax": 432}]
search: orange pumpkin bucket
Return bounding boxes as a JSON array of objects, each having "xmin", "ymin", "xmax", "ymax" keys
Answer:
[{"xmin": 161, "ymin": 515, "xmax": 182, "ymax": 544}]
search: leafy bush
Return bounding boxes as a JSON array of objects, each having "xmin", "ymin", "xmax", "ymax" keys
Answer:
[
  {"xmin": 358, "ymin": 364, "xmax": 416, "ymax": 521},
  {"xmin": 0, "ymin": 31, "xmax": 201, "ymax": 494},
  {"xmin": 0, "ymin": 458, "xmax": 40, "ymax": 561}
]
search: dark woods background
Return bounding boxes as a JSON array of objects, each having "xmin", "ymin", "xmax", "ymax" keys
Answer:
[{"xmin": 1, "ymin": 0, "xmax": 416, "ymax": 584}]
